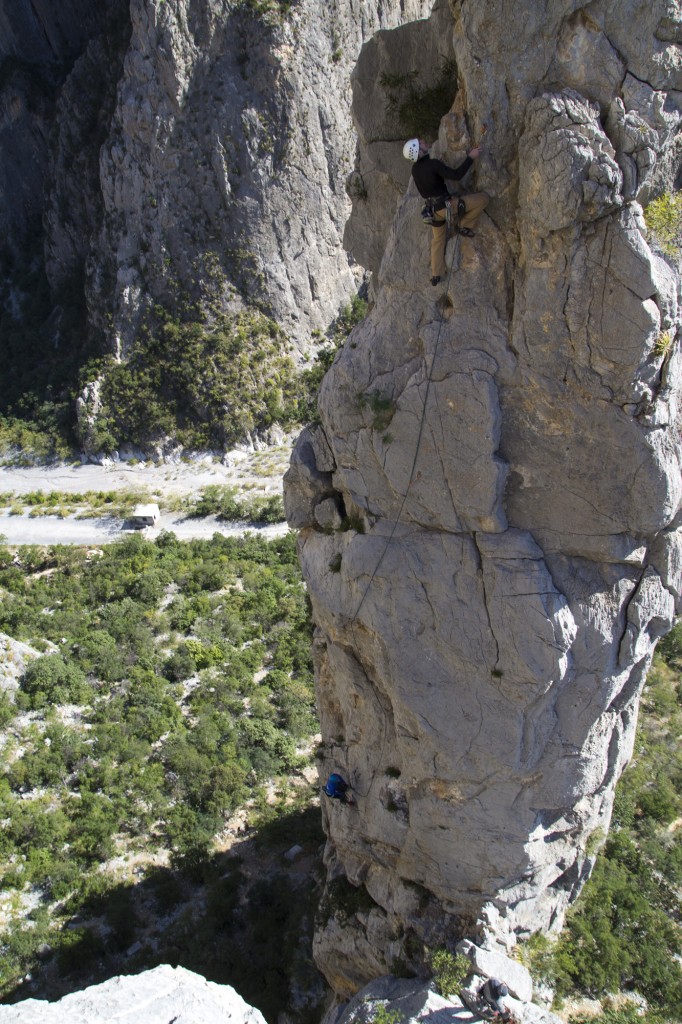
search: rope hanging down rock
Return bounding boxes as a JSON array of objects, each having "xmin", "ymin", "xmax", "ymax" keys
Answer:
[{"xmin": 345, "ymin": 218, "xmax": 463, "ymax": 800}]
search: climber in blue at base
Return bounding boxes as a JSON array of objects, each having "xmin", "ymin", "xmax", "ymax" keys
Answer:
[{"xmin": 323, "ymin": 772, "xmax": 354, "ymax": 805}]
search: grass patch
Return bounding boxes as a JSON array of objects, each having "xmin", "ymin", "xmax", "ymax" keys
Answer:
[{"xmin": 644, "ymin": 192, "xmax": 682, "ymax": 258}]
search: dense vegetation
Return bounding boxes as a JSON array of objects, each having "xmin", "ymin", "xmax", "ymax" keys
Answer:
[
  {"xmin": 0, "ymin": 532, "xmax": 322, "ymax": 1018},
  {"xmin": 86, "ymin": 301, "xmax": 365, "ymax": 454},
  {"xmin": 520, "ymin": 632, "xmax": 682, "ymax": 1023},
  {"xmin": 1, "ymin": 469, "xmax": 678, "ymax": 1022},
  {"xmin": 0, "ymin": 297, "xmax": 366, "ymax": 464},
  {"xmin": 86, "ymin": 310, "xmax": 301, "ymax": 454}
]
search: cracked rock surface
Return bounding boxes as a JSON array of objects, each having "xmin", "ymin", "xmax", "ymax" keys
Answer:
[{"xmin": 285, "ymin": 0, "xmax": 682, "ymax": 997}]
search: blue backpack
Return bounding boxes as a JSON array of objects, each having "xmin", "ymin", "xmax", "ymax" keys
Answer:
[{"xmin": 324, "ymin": 773, "xmax": 348, "ymax": 799}]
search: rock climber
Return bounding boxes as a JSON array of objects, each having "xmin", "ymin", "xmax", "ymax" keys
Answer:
[
  {"xmin": 323, "ymin": 772, "xmax": 354, "ymax": 805},
  {"xmin": 479, "ymin": 977, "xmax": 511, "ymax": 1020},
  {"xmin": 403, "ymin": 136, "xmax": 489, "ymax": 286}
]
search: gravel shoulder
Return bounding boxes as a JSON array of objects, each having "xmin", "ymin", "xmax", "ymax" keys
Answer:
[
  {"xmin": 0, "ymin": 442, "xmax": 295, "ymax": 545},
  {"xmin": 0, "ymin": 512, "xmax": 291, "ymax": 545},
  {"xmin": 0, "ymin": 441, "xmax": 293, "ymax": 498}
]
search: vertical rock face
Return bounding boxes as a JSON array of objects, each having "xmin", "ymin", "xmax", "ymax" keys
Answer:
[
  {"xmin": 0, "ymin": 0, "xmax": 433, "ymax": 360},
  {"xmin": 95, "ymin": 0, "xmax": 435, "ymax": 346},
  {"xmin": 0, "ymin": 0, "xmax": 125, "ymax": 276},
  {"xmin": 284, "ymin": 0, "xmax": 682, "ymax": 997}
]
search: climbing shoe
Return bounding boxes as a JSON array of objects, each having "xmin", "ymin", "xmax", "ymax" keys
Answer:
[
  {"xmin": 458, "ymin": 227, "xmax": 475, "ymax": 237},
  {"xmin": 431, "ymin": 276, "xmax": 441, "ymax": 286}
]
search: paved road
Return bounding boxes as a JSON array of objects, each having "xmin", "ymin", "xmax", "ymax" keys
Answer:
[{"xmin": 0, "ymin": 512, "xmax": 291, "ymax": 546}]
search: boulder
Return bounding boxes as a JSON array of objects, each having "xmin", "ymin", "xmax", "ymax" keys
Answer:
[{"xmin": 0, "ymin": 965, "xmax": 267, "ymax": 1024}]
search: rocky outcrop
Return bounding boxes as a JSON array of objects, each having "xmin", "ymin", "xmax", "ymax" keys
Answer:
[
  {"xmin": 285, "ymin": 0, "xmax": 682, "ymax": 995},
  {"xmin": 0, "ymin": 964, "xmax": 267, "ymax": 1023},
  {"xmin": 0, "ymin": 633, "xmax": 46, "ymax": 695},
  {"xmin": 328, "ymin": 954, "xmax": 561, "ymax": 1024},
  {"xmin": 93, "ymin": 0, "xmax": 433, "ymax": 349},
  {"xmin": 0, "ymin": 0, "xmax": 127, "ymax": 266}
]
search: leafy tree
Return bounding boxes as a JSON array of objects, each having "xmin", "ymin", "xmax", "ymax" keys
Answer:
[
  {"xmin": 122, "ymin": 670, "xmax": 182, "ymax": 742},
  {"xmin": 18, "ymin": 654, "xmax": 90, "ymax": 709},
  {"xmin": 73, "ymin": 629, "xmax": 127, "ymax": 682},
  {"xmin": 164, "ymin": 646, "xmax": 198, "ymax": 682}
]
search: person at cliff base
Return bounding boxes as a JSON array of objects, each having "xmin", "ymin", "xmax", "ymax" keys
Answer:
[
  {"xmin": 323, "ymin": 772, "xmax": 353, "ymax": 804},
  {"xmin": 479, "ymin": 977, "xmax": 511, "ymax": 1020},
  {"xmin": 403, "ymin": 136, "xmax": 489, "ymax": 287}
]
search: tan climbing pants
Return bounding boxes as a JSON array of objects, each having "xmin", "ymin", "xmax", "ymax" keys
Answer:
[{"xmin": 430, "ymin": 192, "xmax": 490, "ymax": 278}]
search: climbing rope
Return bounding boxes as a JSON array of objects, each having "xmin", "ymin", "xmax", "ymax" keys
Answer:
[{"xmin": 345, "ymin": 209, "xmax": 464, "ymax": 800}]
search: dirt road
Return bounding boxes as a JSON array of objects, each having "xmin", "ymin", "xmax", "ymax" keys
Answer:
[
  {"xmin": 0, "ymin": 443, "xmax": 293, "ymax": 498},
  {"xmin": 0, "ymin": 512, "xmax": 290, "ymax": 546},
  {"xmin": 0, "ymin": 442, "xmax": 295, "ymax": 545}
]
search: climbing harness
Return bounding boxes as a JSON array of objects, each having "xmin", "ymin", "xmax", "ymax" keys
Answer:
[
  {"xmin": 420, "ymin": 196, "xmax": 447, "ymax": 226},
  {"xmin": 421, "ymin": 194, "xmax": 466, "ymax": 227}
]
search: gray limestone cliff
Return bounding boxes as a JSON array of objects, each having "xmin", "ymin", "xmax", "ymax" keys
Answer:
[
  {"xmin": 284, "ymin": 0, "xmax": 682, "ymax": 998},
  {"xmin": 0, "ymin": 0, "xmax": 432, "ymax": 364}
]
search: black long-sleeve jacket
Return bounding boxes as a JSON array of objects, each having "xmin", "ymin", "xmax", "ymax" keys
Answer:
[{"xmin": 411, "ymin": 154, "xmax": 473, "ymax": 202}]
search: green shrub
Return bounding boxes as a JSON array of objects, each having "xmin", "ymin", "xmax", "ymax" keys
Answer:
[
  {"xmin": 656, "ymin": 620, "xmax": 682, "ymax": 667},
  {"xmin": 644, "ymin": 192, "xmax": 682, "ymax": 257},
  {"xmin": 188, "ymin": 485, "xmax": 284, "ymax": 524},
  {"xmin": 184, "ymin": 638, "xmax": 224, "ymax": 669},
  {"xmin": 164, "ymin": 647, "xmax": 198, "ymax": 682},
  {"xmin": 0, "ymin": 412, "xmax": 72, "ymax": 465},
  {"xmin": 0, "ymin": 531, "xmax": 318, "ymax": 1003},
  {"xmin": 429, "ymin": 948, "xmax": 471, "ymax": 998},
  {"xmin": 56, "ymin": 926, "xmax": 106, "ymax": 974},
  {"xmin": 0, "ymin": 690, "xmax": 14, "ymax": 727},
  {"xmin": 371, "ymin": 1006, "xmax": 403, "ymax": 1024},
  {"xmin": 91, "ymin": 309, "xmax": 300, "ymax": 451},
  {"xmin": 235, "ymin": 0, "xmax": 297, "ymax": 19},
  {"xmin": 18, "ymin": 654, "xmax": 90, "ymax": 709}
]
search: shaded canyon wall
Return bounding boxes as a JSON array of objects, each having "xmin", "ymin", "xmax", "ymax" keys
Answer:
[{"xmin": 0, "ymin": 0, "xmax": 434, "ymax": 365}]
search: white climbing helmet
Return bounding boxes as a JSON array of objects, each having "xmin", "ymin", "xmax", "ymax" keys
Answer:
[{"xmin": 403, "ymin": 138, "xmax": 420, "ymax": 161}]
